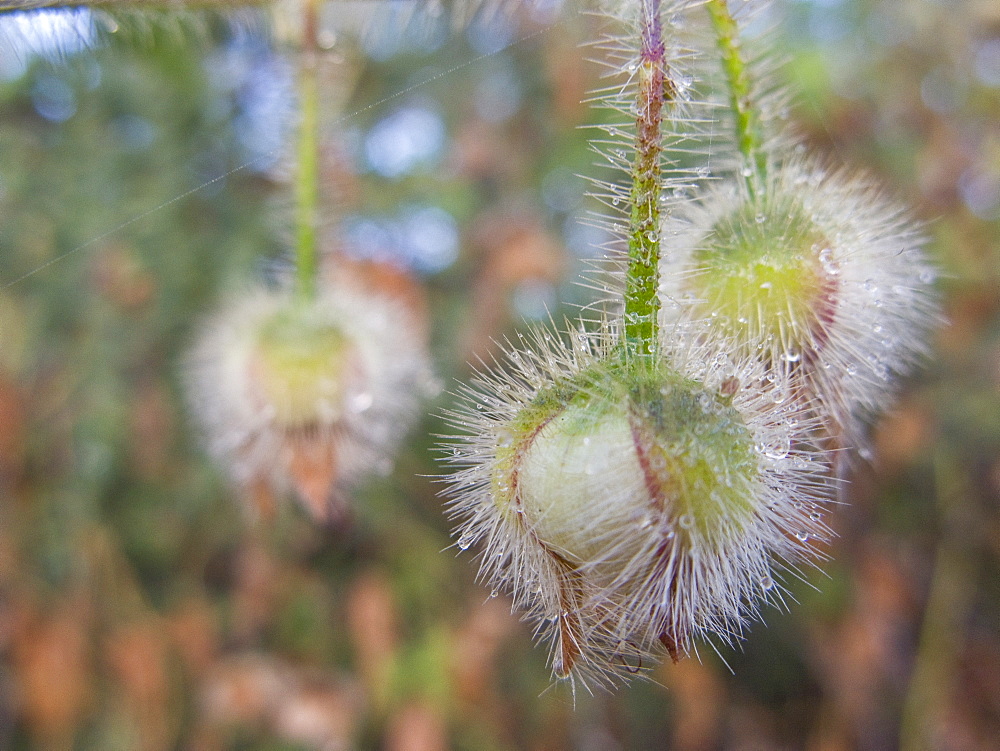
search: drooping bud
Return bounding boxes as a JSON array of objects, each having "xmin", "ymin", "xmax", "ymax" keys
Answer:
[
  {"xmin": 186, "ymin": 259, "xmax": 433, "ymax": 524},
  {"xmin": 659, "ymin": 158, "xmax": 939, "ymax": 448},
  {"xmin": 443, "ymin": 329, "xmax": 830, "ymax": 685}
]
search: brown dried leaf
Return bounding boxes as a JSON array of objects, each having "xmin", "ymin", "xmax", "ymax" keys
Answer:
[
  {"xmin": 384, "ymin": 702, "xmax": 448, "ymax": 751},
  {"xmin": 12, "ymin": 600, "xmax": 93, "ymax": 748},
  {"xmin": 346, "ymin": 570, "xmax": 398, "ymax": 699}
]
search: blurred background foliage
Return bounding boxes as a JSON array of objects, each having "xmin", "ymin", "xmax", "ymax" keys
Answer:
[{"xmin": 0, "ymin": 0, "xmax": 997, "ymax": 749}]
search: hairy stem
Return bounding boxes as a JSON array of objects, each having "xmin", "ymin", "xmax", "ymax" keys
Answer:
[
  {"xmin": 706, "ymin": 0, "xmax": 766, "ymax": 193},
  {"xmin": 623, "ymin": 0, "xmax": 669, "ymax": 361},
  {"xmin": 294, "ymin": 0, "xmax": 321, "ymax": 300}
]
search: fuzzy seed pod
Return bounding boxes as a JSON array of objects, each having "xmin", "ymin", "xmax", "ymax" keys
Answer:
[
  {"xmin": 186, "ymin": 259, "xmax": 433, "ymax": 524},
  {"xmin": 442, "ymin": 328, "xmax": 831, "ymax": 686},
  {"xmin": 659, "ymin": 158, "xmax": 940, "ymax": 449}
]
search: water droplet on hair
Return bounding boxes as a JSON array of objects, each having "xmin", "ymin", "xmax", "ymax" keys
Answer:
[
  {"xmin": 846, "ymin": 363, "xmax": 858, "ymax": 376},
  {"xmin": 678, "ymin": 514, "xmax": 693, "ymax": 530},
  {"xmin": 863, "ymin": 279, "xmax": 877, "ymax": 293},
  {"xmin": 780, "ymin": 350, "xmax": 801, "ymax": 363},
  {"xmin": 755, "ymin": 213, "xmax": 766, "ymax": 224},
  {"xmin": 919, "ymin": 270, "xmax": 935, "ymax": 284},
  {"xmin": 496, "ymin": 428, "xmax": 514, "ymax": 448},
  {"xmin": 489, "ymin": 589, "xmax": 499, "ymax": 598},
  {"xmin": 458, "ymin": 534, "xmax": 474, "ymax": 550},
  {"xmin": 761, "ymin": 437, "xmax": 790, "ymax": 460},
  {"xmin": 759, "ymin": 281, "xmax": 772, "ymax": 290},
  {"xmin": 760, "ymin": 575, "xmax": 774, "ymax": 591},
  {"xmin": 795, "ymin": 531, "xmax": 810, "ymax": 542},
  {"xmin": 348, "ymin": 391, "xmax": 373, "ymax": 413}
]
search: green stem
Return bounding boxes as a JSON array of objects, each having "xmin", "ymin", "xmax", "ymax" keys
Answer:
[
  {"xmin": 294, "ymin": 0, "xmax": 321, "ymax": 300},
  {"xmin": 623, "ymin": 0, "xmax": 668, "ymax": 361},
  {"xmin": 706, "ymin": 0, "xmax": 766, "ymax": 195},
  {"xmin": 899, "ymin": 451, "xmax": 977, "ymax": 751}
]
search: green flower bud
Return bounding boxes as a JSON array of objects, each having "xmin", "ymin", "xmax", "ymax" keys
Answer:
[{"xmin": 443, "ymin": 330, "xmax": 829, "ymax": 685}]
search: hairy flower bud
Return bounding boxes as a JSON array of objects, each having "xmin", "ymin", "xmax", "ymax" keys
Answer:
[
  {"xmin": 186, "ymin": 260, "xmax": 433, "ymax": 523},
  {"xmin": 659, "ymin": 158, "xmax": 939, "ymax": 448},
  {"xmin": 442, "ymin": 329, "xmax": 830, "ymax": 685}
]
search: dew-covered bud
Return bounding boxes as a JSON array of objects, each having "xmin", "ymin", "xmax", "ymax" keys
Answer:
[
  {"xmin": 442, "ymin": 330, "xmax": 830, "ymax": 685},
  {"xmin": 186, "ymin": 259, "xmax": 433, "ymax": 523},
  {"xmin": 659, "ymin": 158, "xmax": 939, "ymax": 448}
]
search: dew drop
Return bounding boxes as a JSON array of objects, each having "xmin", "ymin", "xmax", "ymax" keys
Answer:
[
  {"xmin": 458, "ymin": 534, "xmax": 474, "ymax": 550},
  {"xmin": 780, "ymin": 350, "xmax": 802, "ymax": 363},
  {"xmin": 795, "ymin": 531, "xmax": 810, "ymax": 542},
  {"xmin": 348, "ymin": 391, "xmax": 374, "ymax": 413},
  {"xmin": 678, "ymin": 514, "xmax": 693, "ymax": 529},
  {"xmin": 496, "ymin": 428, "xmax": 514, "ymax": 447},
  {"xmin": 760, "ymin": 575, "xmax": 774, "ymax": 591},
  {"xmin": 759, "ymin": 281, "xmax": 773, "ymax": 290},
  {"xmin": 919, "ymin": 270, "xmax": 936, "ymax": 284},
  {"xmin": 863, "ymin": 279, "xmax": 877, "ymax": 293},
  {"xmin": 489, "ymin": 589, "xmax": 499, "ymax": 598},
  {"xmin": 846, "ymin": 363, "xmax": 858, "ymax": 376}
]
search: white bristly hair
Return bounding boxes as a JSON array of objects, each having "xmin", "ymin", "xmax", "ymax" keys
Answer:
[{"xmin": 439, "ymin": 321, "xmax": 834, "ymax": 688}]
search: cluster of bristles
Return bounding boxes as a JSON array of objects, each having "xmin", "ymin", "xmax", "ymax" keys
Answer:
[{"xmin": 440, "ymin": 0, "xmax": 938, "ymax": 690}]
